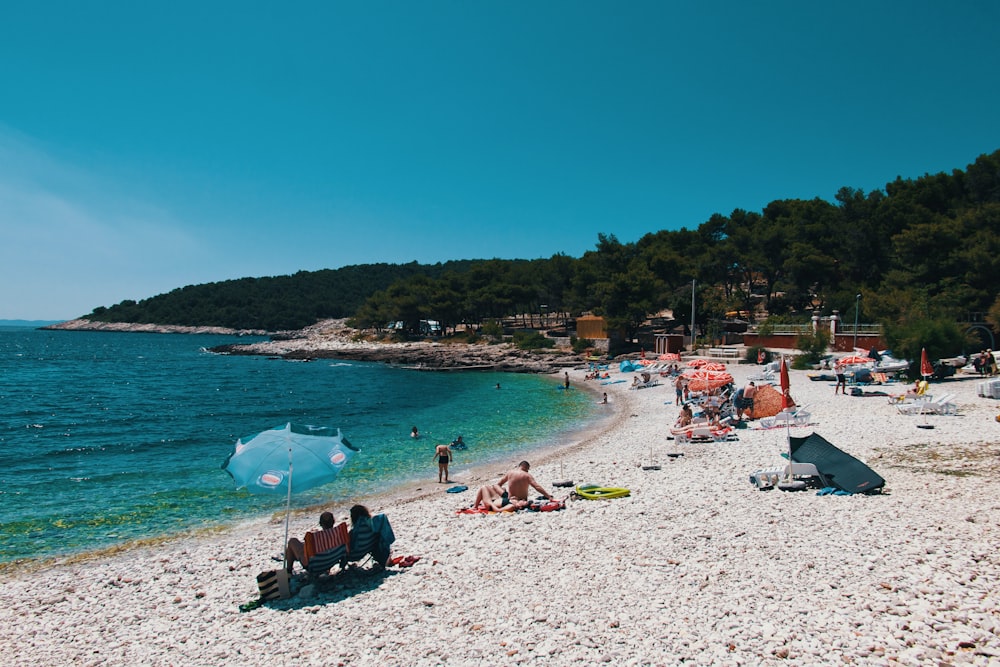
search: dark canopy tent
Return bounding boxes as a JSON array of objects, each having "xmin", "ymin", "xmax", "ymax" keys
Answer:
[{"xmin": 789, "ymin": 433, "xmax": 885, "ymax": 494}]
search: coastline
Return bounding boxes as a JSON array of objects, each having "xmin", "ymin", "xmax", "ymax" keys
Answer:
[
  {"xmin": 46, "ymin": 317, "xmax": 582, "ymax": 373},
  {"xmin": 4, "ymin": 364, "xmax": 1000, "ymax": 664}
]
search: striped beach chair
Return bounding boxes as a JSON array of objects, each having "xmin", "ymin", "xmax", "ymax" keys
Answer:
[{"xmin": 303, "ymin": 522, "xmax": 349, "ymax": 578}]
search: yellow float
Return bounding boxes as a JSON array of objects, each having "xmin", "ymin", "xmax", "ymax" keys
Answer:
[{"xmin": 574, "ymin": 484, "xmax": 630, "ymax": 500}]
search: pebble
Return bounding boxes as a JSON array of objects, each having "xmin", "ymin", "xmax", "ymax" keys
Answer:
[{"xmin": 2, "ymin": 365, "xmax": 999, "ymax": 665}]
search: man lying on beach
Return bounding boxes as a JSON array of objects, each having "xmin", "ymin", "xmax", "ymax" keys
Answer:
[{"xmin": 473, "ymin": 461, "xmax": 554, "ymax": 511}]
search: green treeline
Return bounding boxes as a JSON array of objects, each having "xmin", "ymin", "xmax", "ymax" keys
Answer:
[{"xmin": 89, "ymin": 150, "xmax": 1000, "ymax": 353}]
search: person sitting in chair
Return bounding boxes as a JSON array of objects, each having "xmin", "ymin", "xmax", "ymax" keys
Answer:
[
  {"xmin": 285, "ymin": 511, "xmax": 337, "ymax": 575},
  {"xmin": 348, "ymin": 504, "xmax": 391, "ymax": 570},
  {"xmin": 675, "ymin": 403, "xmax": 693, "ymax": 428}
]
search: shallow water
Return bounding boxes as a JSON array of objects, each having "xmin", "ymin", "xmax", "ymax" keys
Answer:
[{"xmin": 0, "ymin": 328, "xmax": 595, "ymax": 563}]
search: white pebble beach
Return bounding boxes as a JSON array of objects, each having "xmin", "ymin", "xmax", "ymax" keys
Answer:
[{"xmin": 3, "ymin": 362, "xmax": 999, "ymax": 666}]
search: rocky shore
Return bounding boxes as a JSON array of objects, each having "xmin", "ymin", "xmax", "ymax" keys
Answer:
[{"xmin": 49, "ymin": 318, "xmax": 583, "ymax": 373}]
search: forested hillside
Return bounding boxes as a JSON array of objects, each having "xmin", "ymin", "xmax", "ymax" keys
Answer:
[
  {"xmin": 87, "ymin": 261, "xmax": 475, "ymax": 330},
  {"xmin": 88, "ymin": 150, "xmax": 1000, "ymax": 347}
]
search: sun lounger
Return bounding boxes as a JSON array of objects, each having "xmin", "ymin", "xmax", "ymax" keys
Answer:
[
  {"xmin": 750, "ymin": 462, "xmax": 829, "ymax": 490},
  {"xmin": 671, "ymin": 424, "xmax": 735, "ymax": 444},
  {"xmin": 630, "ymin": 374, "xmax": 661, "ymax": 390},
  {"xmin": 888, "ymin": 381, "xmax": 930, "ymax": 404},
  {"xmin": 896, "ymin": 393, "xmax": 957, "ymax": 415},
  {"xmin": 747, "ymin": 369, "xmax": 774, "ymax": 383}
]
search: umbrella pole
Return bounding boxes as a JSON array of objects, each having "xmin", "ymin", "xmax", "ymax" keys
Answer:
[
  {"xmin": 785, "ymin": 417, "xmax": 792, "ymax": 481},
  {"xmin": 282, "ymin": 448, "xmax": 292, "ymax": 572}
]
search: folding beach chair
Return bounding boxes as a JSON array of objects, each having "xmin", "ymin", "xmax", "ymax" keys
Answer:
[{"xmin": 302, "ymin": 522, "xmax": 349, "ymax": 580}]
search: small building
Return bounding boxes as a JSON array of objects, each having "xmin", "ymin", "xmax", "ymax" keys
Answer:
[{"xmin": 574, "ymin": 315, "xmax": 624, "ymax": 353}]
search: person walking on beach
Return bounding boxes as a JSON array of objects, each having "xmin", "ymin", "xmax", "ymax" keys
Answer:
[
  {"xmin": 674, "ymin": 374, "xmax": 684, "ymax": 405},
  {"xmin": 835, "ymin": 367, "xmax": 847, "ymax": 395},
  {"xmin": 433, "ymin": 442, "xmax": 453, "ymax": 483}
]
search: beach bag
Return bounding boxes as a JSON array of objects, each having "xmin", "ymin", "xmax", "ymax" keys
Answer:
[{"xmin": 256, "ymin": 569, "xmax": 291, "ymax": 601}]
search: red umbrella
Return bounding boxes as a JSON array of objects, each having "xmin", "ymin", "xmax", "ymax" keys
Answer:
[
  {"xmin": 920, "ymin": 348, "xmax": 934, "ymax": 378},
  {"xmin": 701, "ymin": 362, "xmax": 728, "ymax": 371},
  {"xmin": 658, "ymin": 353, "xmax": 680, "ymax": 362},
  {"xmin": 681, "ymin": 369, "xmax": 733, "ymax": 392},
  {"xmin": 778, "ymin": 357, "xmax": 796, "ymax": 485},
  {"xmin": 687, "ymin": 358, "xmax": 709, "ymax": 368},
  {"xmin": 779, "ymin": 356, "xmax": 792, "ymax": 410}
]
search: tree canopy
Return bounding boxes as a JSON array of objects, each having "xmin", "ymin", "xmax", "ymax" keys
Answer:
[{"xmin": 87, "ymin": 150, "xmax": 1000, "ymax": 343}]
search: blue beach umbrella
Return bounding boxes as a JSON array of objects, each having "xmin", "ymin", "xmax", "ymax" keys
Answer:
[{"xmin": 222, "ymin": 423, "xmax": 359, "ymax": 565}]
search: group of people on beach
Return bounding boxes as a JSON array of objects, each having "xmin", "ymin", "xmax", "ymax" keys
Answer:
[
  {"xmin": 975, "ymin": 349, "xmax": 998, "ymax": 376},
  {"xmin": 284, "ymin": 504, "xmax": 389, "ymax": 575},
  {"xmin": 673, "ymin": 379, "xmax": 756, "ymax": 429},
  {"xmin": 472, "ymin": 461, "xmax": 555, "ymax": 512}
]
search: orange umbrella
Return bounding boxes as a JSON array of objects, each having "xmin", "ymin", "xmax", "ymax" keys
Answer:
[
  {"xmin": 920, "ymin": 348, "xmax": 934, "ymax": 378},
  {"xmin": 658, "ymin": 353, "xmax": 680, "ymax": 362},
  {"xmin": 682, "ymin": 369, "xmax": 733, "ymax": 392},
  {"xmin": 687, "ymin": 358, "xmax": 709, "ymax": 368},
  {"xmin": 701, "ymin": 362, "xmax": 727, "ymax": 371},
  {"xmin": 749, "ymin": 384, "xmax": 795, "ymax": 419}
]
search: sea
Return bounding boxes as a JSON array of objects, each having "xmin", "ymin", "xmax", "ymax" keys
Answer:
[{"xmin": 0, "ymin": 327, "xmax": 598, "ymax": 565}]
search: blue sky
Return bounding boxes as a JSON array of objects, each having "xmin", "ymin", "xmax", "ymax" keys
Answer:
[{"xmin": 1, "ymin": 1, "xmax": 997, "ymax": 320}]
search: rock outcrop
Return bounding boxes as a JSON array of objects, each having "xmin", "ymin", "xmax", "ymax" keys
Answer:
[{"xmin": 46, "ymin": 318, "xmax": 581, "ymax": 373}]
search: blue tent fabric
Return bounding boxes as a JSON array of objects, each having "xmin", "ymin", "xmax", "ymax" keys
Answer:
[{"xmin": 790, "ymin": 433, "xmax": 885, "ymax": 494}]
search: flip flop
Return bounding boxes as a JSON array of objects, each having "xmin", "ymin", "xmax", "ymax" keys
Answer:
[{"xmin": 394, "ymin": 555, "xmax": 420, "ymax": 567}]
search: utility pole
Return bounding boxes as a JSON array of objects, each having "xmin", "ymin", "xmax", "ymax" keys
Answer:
[
  {"xmin": 853, "ymin": 293, "xmax": 862, "ymax": 351},
  {"xmin": 690, "ymin": 280, "xmax": 696, "ymax": 352}
]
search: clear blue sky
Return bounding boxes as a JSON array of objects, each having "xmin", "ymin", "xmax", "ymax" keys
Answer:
[{"xmin": 2, "ymin": 1, "xmax": 997, "ymax": 320}]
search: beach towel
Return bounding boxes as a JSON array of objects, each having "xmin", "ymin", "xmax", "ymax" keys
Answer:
[
  {"xmin": 527, "ymin": 499, "xmax": 565, "ymax": 512},
  {"xmin": 457, "ymin": 507, "xmax": 496, "ymax": 515},
  {"xmin": 371, "ymin": 513, "xmax": 396, "ymax": 550}
]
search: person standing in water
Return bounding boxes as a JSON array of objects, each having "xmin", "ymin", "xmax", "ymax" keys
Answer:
[
  {"xmin": 564, "ymin": 372, "xmax": 570, "ymax": 389},
  {"xmin": 433, "ymin": 442, "xmax": 453, "ymax": 483}
]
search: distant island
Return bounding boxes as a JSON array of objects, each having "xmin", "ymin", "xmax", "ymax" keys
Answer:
[{"xmin": 0, "ymin": 320, "xmax": 62, "ymax": 328}]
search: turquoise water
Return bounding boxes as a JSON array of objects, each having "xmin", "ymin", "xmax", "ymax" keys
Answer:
[{"xmin": 0, "ymin": 328, "xmax": 595, "ymax": 564}]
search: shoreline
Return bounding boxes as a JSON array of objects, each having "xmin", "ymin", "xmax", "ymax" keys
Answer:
[
  {"xmin": 46, "ymin": 317, "xmax": 586, "ymax": 373},
  {"xmin": 4, "ymin": 364, "xmax": 1000, "ymax": 664},
  {"xmin": 1, "ymin": 368, "xmax": 615, "ymax": 577}
]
